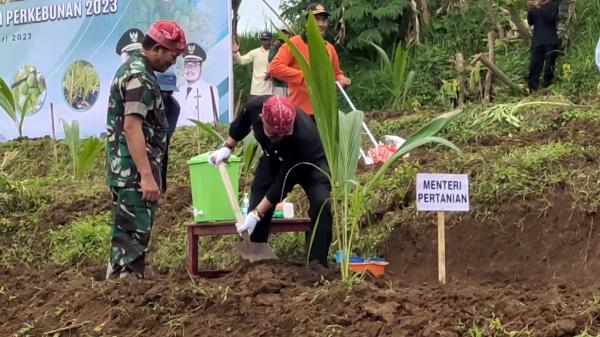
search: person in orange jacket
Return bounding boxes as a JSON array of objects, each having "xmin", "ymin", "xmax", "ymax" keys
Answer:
[{"xmin": 269, "ymin": 3, "xmax": 351, "ymax": 117}]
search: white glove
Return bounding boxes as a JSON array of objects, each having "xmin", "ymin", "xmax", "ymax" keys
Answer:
[
  {"xmin": 209, "ymin": 147, "xmax": 232, "ymax": 166},
  {"xmin": 235, "ymin": 212, "xmax": 260, "ymax": 236}
]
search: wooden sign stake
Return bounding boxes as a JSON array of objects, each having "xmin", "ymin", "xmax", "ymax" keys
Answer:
[{"xmin": 437, "ymin": 211, "xmax": 446, "ymax": 285}]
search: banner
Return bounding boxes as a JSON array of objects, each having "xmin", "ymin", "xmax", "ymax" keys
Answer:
[{"xmin": 0, "ymin": 0, "xmax": 233, "ymax": 141}]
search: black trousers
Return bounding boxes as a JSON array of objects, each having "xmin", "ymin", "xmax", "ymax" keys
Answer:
[
  {"xmin": 248, "ymin": 157, "xmax": 332, "ymax": 267},
  {"xmin": 161, "ymin": 96, "xmax": 180, "ymax": 192},
  {"xmin": 528, "ymin": 44, "xmax": 559, "ymax": 91}
]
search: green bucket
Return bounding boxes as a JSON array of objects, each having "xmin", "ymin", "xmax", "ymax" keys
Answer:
[{"xmin": 188, "ymin": 152, "xmax": 241, "ymax": 222}]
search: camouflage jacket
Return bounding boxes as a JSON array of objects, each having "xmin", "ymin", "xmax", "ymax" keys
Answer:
[{"xmin": 106, "ymin": 52, "xmax": 167, "ymax": 190}]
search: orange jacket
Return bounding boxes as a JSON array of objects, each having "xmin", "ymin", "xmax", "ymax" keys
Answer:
[{"xmin": 269, "ymin": 35, "xmax": 345, "ymax": 115}]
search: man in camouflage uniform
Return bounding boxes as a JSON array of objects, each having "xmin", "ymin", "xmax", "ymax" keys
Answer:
[{"xmin": 105, "ymin": 20, "xmax": 186, "ymax": 280}]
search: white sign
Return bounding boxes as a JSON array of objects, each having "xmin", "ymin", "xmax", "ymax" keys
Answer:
[{"xmin": 416, "ymin": 173, "xmax": 469, "ymax": 212}]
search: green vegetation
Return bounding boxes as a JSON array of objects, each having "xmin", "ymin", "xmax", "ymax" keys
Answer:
[
  {"xmin": 370, "ymin": 42, "xmax": 416, "ymax": 110},
  {"xmin": 234, "ymin": 1, "xmax": 600, "ymax": 112},
  {"xmin": 281, "ymin": 15, "xmax": 460, "ymax": 281},
  {"xmin": 457, "ymin": 315, "xmax": 533, "ymax": 337},
  {"xmin": 62, "ymin": 119, "xmax": 105, "ymax": 180},
  {"xmin": 49, "ymin": 213, "xmax": 111, "ymax": 266},
  {"xmin": 281, "ymin": 0, "xmax": 410, "ymax": 50},
  {"xmin": 0, "ymin": 96, "xmax": 598, "ymax": 273},
  {"xmin": 0, "ymin": 0, "xmax": 598, "ymax": 286}
]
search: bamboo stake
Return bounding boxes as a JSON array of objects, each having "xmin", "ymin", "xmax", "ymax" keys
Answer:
[
  {"xmin": 234, "ymin": 89, "xmax": 244, "ymax": 118},
  {"xmin": 476, "ymin": 53, "xmax": 527, "ymax": 94},
  {"xmin": 484, "ymin": 31, "xmax": 496, "ymax": 103},
  {"xmin": 50, "ymin": 102, "xmax": 58, "ymax": 163},
  {"xmin": 438, "ymin": 211, "xmax": 446, "ymax": 285},
  {"xmin": 454, "ymin": 53, "xmax": 466, "ymax": 106}
]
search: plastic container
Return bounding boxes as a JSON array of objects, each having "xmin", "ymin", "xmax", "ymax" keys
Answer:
[
  {"xmin": 241, "ymin": 193, "xmax": 250, "ymax": 217},
  {"xmin": 335, "ymin": 251, "xmax": 389, "ymax": 277},
  {"xmin": 188, "ymin": 152, "xmax": 241, "ymax": 222},
  {"xmin": 273, "ymin": 201, "xmax": 294, "ymax": 219},
  {"xmin": 348, "ymin": 262, "xmax": 371, "ymax": 274},
  {"xmin": 283, "ymin": 202, "xmax": 294, "ymax": 218},
  {"xmin": 364, "ymin": 261, "xmax": 389, "ymax": 277}
]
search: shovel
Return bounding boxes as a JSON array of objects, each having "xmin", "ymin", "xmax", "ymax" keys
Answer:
[
  {"xmin": 336, "ymin": 81, "xmax": 407, "ymax": 164},
  {"xmin": 217, "ymin": 163, "xmax": 278, "ymax": 262}
]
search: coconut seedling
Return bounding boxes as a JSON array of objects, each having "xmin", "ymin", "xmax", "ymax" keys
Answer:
[
  {"xmin": 61, "ymin": 118, "xmax": 105, "ymax": 180},
  {"xmin": 281, "ymin": 15, "xmax": 461, "ymax": 282},
  {"xmin": 370, "ymin": 42, "xmax": 416, "ymax": 110}
]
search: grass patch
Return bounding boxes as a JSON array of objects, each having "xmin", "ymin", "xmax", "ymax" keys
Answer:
[
  {"xmin": 150, "ymin": 232, "xmax": 188, "ymax": 270},
  {"xmin": 271, "ymin": 232, "xmax": 306, "ymax": 261},
  {"xmin": 457, "ymin": 315, "xmax": 533, "ymax": 337},
  {"xmin": 473, "ymin": 142, "xmax": 577, "ymax": 206},
  {"xmin": 49, "ymin": 212, "xmax": 111, "ymax": 266}
]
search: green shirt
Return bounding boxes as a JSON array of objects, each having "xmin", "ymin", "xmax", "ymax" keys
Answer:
[{"xmin": 105, "ymin": 52, "xmax": 168, "ymax": 190}]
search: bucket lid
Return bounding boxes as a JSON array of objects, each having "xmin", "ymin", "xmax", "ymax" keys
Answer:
[{"xmin": 188, "ymin": 152, "xmax": 241, "ymax": 165}]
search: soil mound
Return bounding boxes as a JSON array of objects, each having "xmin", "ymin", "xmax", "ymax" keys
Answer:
[
  {"xmin": 384, "ymin": 193, "xmax": 599, "ymax": 285},
  {"xmin": 1, "ymin": 261, "xmax": 599, "ymax": 336}
]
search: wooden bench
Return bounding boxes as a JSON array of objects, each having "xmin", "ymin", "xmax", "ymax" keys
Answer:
[{"xmin": 186, "ymin": 218, "xmax": 312, "ymax": 277}]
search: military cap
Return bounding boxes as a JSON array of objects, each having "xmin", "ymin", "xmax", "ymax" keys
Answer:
[
  {"xmin": 116, "ymin": 28, "xmax": 144, "ymax": 55},
  {"xmin": 183, "ymin": 43, "xmax": 207, "ymax": 62}
]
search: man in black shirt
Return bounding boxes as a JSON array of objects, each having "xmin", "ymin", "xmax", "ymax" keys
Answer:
[
  {"xmin": 210, "ymin": 95, "xmax": 332, "ymax": 267},
  {"xmin": 527, "ymin": 0, "xmax": 561, "ymax": 91}
]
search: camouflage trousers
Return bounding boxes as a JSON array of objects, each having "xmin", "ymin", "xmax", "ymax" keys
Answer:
[{"xmin": 108, "ymin": 187, "xmax": 157, "ymax": 279}]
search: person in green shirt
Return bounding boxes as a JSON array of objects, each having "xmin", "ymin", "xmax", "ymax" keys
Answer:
[{"xmin": 105, "ymin": 20, "xmax": 186, "ymax": 280}]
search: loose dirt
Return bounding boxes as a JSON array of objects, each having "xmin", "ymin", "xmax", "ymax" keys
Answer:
[{"xmin": 2, "ymin": 112, "xmax": 600, "ymax": 336}]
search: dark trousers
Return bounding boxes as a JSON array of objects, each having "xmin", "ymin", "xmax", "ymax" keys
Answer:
[
  {"xmin": 248, "ymin": 157, "xmax": 332, "ymax": 267},
  {"xmin": 528, "ymin": 44, "xmax": 559, "ymax": 91},
  {"xmin": 161, "ymin": 96, "xmax": 180, "ymax": 192},
  {"xmin": 109, "ymin": 187, "xmax": 156, "ymax": 277}
]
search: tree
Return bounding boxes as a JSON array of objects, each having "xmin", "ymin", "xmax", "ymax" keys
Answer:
[{"xmin": 281, "ymin": 0, "xmax": 411, "ymax": 50}]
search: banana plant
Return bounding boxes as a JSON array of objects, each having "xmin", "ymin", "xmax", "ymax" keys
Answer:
[{"xmin": 281, "ymin": 15, "xmax": 461, "ymax": 282}]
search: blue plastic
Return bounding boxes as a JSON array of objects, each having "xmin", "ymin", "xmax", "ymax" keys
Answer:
[{"xmin": 335, "ymin": 250, "xmax": 386, "ymax": 264}]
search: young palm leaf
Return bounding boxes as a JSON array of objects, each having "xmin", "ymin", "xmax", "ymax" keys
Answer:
[
  {"xmin": 0, "ymin": 76, "xmax": 16, "ymax": 123},
  {"xmin": 62, "ymin": 118, "xmax": 80, "ymax": 178},
  {"xmin": 367, "ymin": 109, "xmax": 462, "ymax": 191},
  {"xmin": 77, "ymin": 137, "xmax": 104, "ymax": 179},
  {"xmin": 369, "ymin": 42, "xmax": 392, "ymax": 70},
  {"xmin": 241, "ymin": 133, "xmax": 261, "ymax": 180},
  {"xmin": 370, "ymin": 42, "xmax": 415, "ymax": 109},
  {"xmin": 337, "ymin": 110, "xmax": 363, "ymax": 191},
  {"xmin": 279, "ymin": 15, "xmax": 339, "ymax": 174},
  {"xmin": 189, "ymin": 119, "xmax": 225, "ymax": 142}
]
